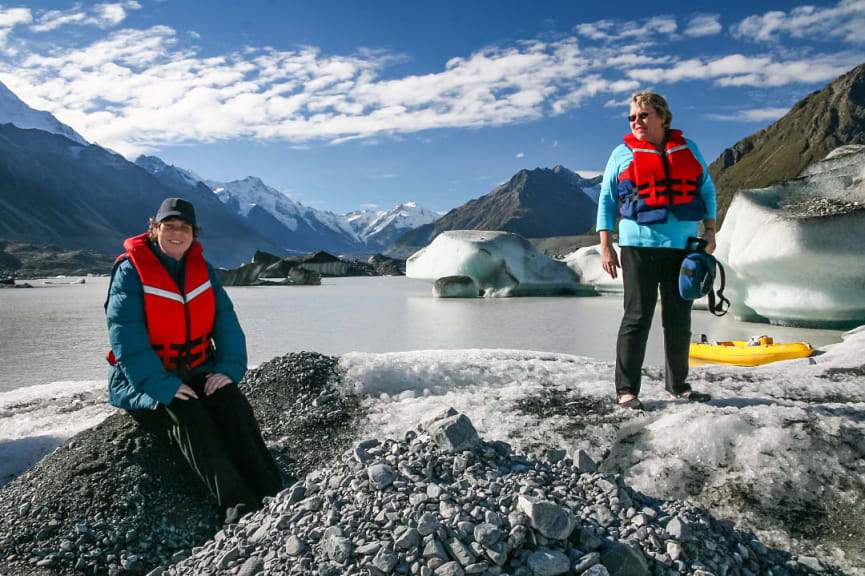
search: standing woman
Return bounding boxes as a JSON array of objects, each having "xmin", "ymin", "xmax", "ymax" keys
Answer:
[
  {"xmin": 106, "ymin": 198, "xmax": 282, "ymax": 524},
  {"xmin": 596, "ymin": 92, "xmax": 716, "ymax": 410}
]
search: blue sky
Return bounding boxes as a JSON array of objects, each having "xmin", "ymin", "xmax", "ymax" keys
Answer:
[{"xmin": 1, "ymin": 1, "xmax": 863, "ymax": 214}]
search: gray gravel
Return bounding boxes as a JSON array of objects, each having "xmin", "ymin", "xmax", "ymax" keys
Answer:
[
  {"xmin": 157, "ymin": 410, "xmax": 839, "ymax": 576},
  {"xmin": 0, "ymin": 352, "xmax": 364, "ymax": 575}
]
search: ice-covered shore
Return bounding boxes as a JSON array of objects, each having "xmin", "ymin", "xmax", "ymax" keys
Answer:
[{"xmin": 0, "ymin": 328, "xmax": 863, "ymax": 574}]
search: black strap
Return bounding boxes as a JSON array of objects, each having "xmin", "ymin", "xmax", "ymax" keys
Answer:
[{"xmin": 708, "ymin": 260, "xmax": 730, "ymax": 317}]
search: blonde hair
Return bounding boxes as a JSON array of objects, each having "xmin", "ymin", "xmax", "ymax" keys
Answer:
[
  {"xmin": 631, "ymin": 91, "xmax": 672, "ymax": 129},
  {"xmin": 147, "ymin": 217, "xmax": 201, "ymax": 241}
]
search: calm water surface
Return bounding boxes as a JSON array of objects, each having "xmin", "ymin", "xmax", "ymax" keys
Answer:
[{"xmin": 0, "ymin": 276, "xmax": 847, "ymax": 393}]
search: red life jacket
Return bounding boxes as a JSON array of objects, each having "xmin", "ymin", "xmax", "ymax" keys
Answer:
[
  {"xmin": 107, "ymin": 233, "xmax": 215, "ymax": 373},
  {"xmin": 617, "ymin": 129, "xmax": 705, "ymax": 224}
]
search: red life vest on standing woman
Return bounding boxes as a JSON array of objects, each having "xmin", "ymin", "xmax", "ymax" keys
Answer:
[
  {"xmin": 617, "ymin": 129, "xmax": 706, "ymax": 224},
  {"xmin": 106, "ymin": 233, "xmax": 215, "ymax": 374}
]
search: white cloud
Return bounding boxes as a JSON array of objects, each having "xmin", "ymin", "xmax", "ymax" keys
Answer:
[
  {"xmin": 0, "ymin": 6, "xmax": 31, "ymax": 48},
  {"xmin": 575, "ymin": 16, "xmax": 677, "ymax": 43},
  {"xmin": 684, "ymin": 14, "xmax": 722, "ymax": 38},
  {"xmin": 733, "ymin": 0, "xmax": 865, "ymax": 43},
  {"xmin": 0, "ymin": 3, "xmax": 862, "ymax": 157},
  {"xmin": 705, "ymin": 107, "xmax": 790, "ymax": 122},
  {"xmin": 31, "ymin": 9, "xmax": 86, "ymax": 32},
  {"xmin": 29, "ymin": 2, "xmax": 139, "ymax": 33},
  {"xmin": 516, "ymin": 152, "xmax": 525, "ymax": 158},
  {"xmin": 626, "ymin": 53, "xmax": 862, "ymax": 87}
]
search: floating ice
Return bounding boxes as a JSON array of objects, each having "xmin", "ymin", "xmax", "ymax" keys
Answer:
[
  {"xmin": 716, "ymin": 145, "xmax": 865, "ymax": 328},
  {"xmin": 406, "ymin": 230, "xmax": 594, "ymax": 297},
  {"xmin": 563, "ymin": 243, "xmax": 624, "ymax": 294}
]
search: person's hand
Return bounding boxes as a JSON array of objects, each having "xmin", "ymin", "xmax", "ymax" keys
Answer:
[
  {"xmin": 205, "ymin": 372, "xmax": 232, "ymax": 396},
  {"xmin": 702, "ymin": 229, "xmax": 716, "ymax": 255},
  {"xmin": 174, "ymin": 383, "xmax": 198, "ymax": 401},
  {"xmin": 601, "ymin": 244, "xmax": 620, "ymax": 279}
]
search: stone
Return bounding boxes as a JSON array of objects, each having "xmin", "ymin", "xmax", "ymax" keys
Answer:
[
  {"xmin": 526, "ymin": 550, "xmax": 571, "ymax": 576},
  {"xmin": 474, "ymin": 523, "xmax": 502, "ymax": 547},
  {"xmin": 324, "ymin": 535, "xmax": 353, "ymax": 564},
  {"xmin": 517, "ymin": 496, "xmax": 576, "ymax": 540},
  {"xmin": 395, "ymin": 528, "xmax": 422, "ymax": 552},
  {"xmin": 600, "ymin": 542, "xmax": 648, "ymax": 576},
  {"xmin": 428, "ymin": 414, "xmax": 481, "ymax": 453},
  {"xmin": 435, "ymin": 561, "xmax": 465, "ymax": 576},
  {"xmin": 418, "ymin": 512, "xmax": 441, "ymax": 536},
  {"xmin": 665, "ymin": 518, "xmax": 691, "ymax": 541},
  {"xmin": 583, "ymin": 565, "xmax": 611, "ymax": 576},
  {"xmin": 369, "ymin": 464, "xmax": 397, "ymax": 489},
  {"xmin": 237, "ymin": 556, "xmax": 264, "ymax": 576},
  {"xmin": 284, "ymin": 535, "xmax": 304, "ymax": 556}
]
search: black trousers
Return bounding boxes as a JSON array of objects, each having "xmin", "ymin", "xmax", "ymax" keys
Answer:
[
  {"xmin": 129, "ymin": 374, "xmax": 282, "ymax": 523},
  {"xmin": 615, "ymin": 246, "xmax": 693, "ymax": 398}
]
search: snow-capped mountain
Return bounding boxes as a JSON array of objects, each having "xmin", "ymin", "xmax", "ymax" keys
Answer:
[
  {"xmin": 347, "ymin": 202, "xmax": 442, "ymax": 249},
  {"xmin": 0, "ymin": 80, "xmax": 88, "ymax": 146},
  {"xmin": 206, "ymin": 176, "xmax": 437, "ymax": 254}
]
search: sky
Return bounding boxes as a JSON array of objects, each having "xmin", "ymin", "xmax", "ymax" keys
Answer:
[{"xmin": 0, "ymin": 0, "xmax": 864, "ymax": 214}]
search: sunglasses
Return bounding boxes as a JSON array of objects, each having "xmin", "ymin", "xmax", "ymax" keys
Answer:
[{"xmin": 628, "ymin": 112, "xmax": 652, "ymax": 122}]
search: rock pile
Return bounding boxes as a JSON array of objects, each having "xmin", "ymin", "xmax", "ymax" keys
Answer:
[
  {"xmin": 0, "ymin": 352, "xmax": 361, "ymax": 575},
  {"xmin": 782, "ymin": 197, "xmax": 863, "ymax": 219},
  {"xmin": 159, "ymin": 409, "xmax": 836, "ymax": 576}
]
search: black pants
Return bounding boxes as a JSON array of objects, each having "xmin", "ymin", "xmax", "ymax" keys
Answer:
[
  {"xmin": 615, "ymin": 246, "xmax": 693, "ymax": 398},
  {"xmin": 129, "ymin": 375, "xmax": 282, "ymax": 523}
]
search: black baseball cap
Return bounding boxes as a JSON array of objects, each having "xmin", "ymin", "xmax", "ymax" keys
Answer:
[{"xmin": 156, "ymin": 198, "xmax": 197, "ymax": 227}]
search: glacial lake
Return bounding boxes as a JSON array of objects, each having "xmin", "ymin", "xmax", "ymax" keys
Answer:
[{"xmin": 0, "ymin": 275, "xmax": 847, "ymax": 393}]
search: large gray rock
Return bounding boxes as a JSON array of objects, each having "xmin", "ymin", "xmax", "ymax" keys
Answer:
[
  {"xmin": 600, "ymin": 542, "xmax": 648, "ymax": 576},
  {"xmin": 368, "ymin": 463, "xmax": 396, "ymax": 489},
  {"xmin": 527, "ymin": 550, "xmax": 571, "ymax": 576},
  {"xmin": 516, "ymin": 496, "xmax": 576, "ymax": 540},
  {"xmin": 428, "ymin": 414, "xmax": 480, "ymax": 453}
]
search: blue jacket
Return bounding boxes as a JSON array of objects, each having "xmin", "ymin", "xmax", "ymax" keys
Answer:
[
  {"xmin": 595, "ymin": 136, "xmax": 717, "ymax": 249},
  {"xmin": 106, "ymin": 243, "xmax": 247, "ymax": 410}
]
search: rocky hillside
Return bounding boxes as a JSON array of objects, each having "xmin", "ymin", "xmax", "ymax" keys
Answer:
[{"xmin": 710, "ymin": 61, "xmax": 865, "ymax": 225}]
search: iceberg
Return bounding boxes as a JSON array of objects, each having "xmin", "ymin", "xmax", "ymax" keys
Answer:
[
  {"xmin": 406, "ymin": 230, "xmax": 595, "ymax": 297},
  {"xmin": 563, "ymin": 243, "xmax": 624, "ymax": 294},
  {"xmin": 716, "ymin": 145, "xmax": 865, "ymax": 328}
]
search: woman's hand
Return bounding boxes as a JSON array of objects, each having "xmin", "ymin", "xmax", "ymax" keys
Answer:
[
  {"xmin": 205, "ymin": 372, "xmax": 232, "ymax": 396},
  {"xmin": 601, "ymin": 243, "xmax": 620, "ymax": 279},
  {"xmin": 702, "ymin": 229, "xmax": 716, "ymax": 255},
  {"xmin": 174, "ymin": 383, "xmax": 198, "ymax": 401}
]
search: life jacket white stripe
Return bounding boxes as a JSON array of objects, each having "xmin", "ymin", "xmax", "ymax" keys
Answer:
[
  {"xmin": 186, "ymin": 280, "xmax": 212, "ymax": 303},
  {"xmin": 666, "ymin": 144, "xmax": 689, "ymax": 154},
  {"xmin": 143, "ymin": 285, "xmax": 184, "ymax": 304},
  {"xmin": 632, "ymin": 148, "xmax": 661, "ymax": 155}
]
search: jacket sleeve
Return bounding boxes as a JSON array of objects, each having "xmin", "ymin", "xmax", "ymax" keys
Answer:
[
  {"xmin": 596, "ymin": 145, "xmax": 625, "ymax": 232},
  {"xmin": 207, "ymin": 264, "xmax": 247, "ymax": 384},
  {"xmin": 687, "ymin": 139, "xmax": 717, "ymax": 220},
  {"xmin": 106, "ymin": 259, "xmax": 182, "ymax": 405}
]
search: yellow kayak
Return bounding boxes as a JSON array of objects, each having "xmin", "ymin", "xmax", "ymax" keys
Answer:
[{"xmin": 689, "ymin": 338, "xmax": 813, "ymax": 367}]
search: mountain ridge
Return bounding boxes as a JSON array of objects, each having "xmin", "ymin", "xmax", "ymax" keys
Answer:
[
  {"xmin": 386, "ymin": 165, "xmax": 601, "ymax": 258},
  {"xmin": 709, "ymin": 61, "xmax": 865, "ymax": 225}
]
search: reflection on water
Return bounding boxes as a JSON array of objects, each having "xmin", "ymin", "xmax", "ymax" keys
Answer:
[{"xmin": 0, "ymin": 276, "xmax": 847, "ymax": 393}]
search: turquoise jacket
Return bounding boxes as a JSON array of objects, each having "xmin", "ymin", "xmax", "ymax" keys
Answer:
[
  {"xmin": 595, "ymin": 136, "xmax": 717, "ymax": 249},
  {"xmin": 105, "ymin": 243, "xmax": 247, "ymax": 410}
]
